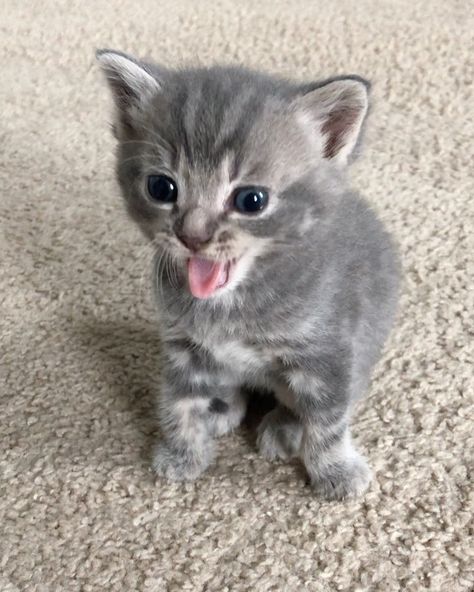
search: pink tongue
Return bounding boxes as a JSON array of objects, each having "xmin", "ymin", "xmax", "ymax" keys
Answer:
[{"xmin": 187, "ymin": 257, "xmax": 226, "ymax": 299}]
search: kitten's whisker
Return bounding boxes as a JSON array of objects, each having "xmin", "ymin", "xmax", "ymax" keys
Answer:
[
  {"xmin": 119, "ymin": 140, "xmax": 165, "ymax": 150},
  {"xmin": 164, "ymin": 253, "xmax": 173, "ymax": 291},
  {"xmin": 117, "ymin": 154, "xmax": 157, "ymax": 167},
  {"xmin": 170, "ymin": 258, "xmax": 179, "ymax": 291},
  {"xmin": 153, "ymin": 249, "xmax": 166, "ymax": 303},
  {"xmin": 137, "ymin": 244, "xmax": 157, "ymax": 303}
]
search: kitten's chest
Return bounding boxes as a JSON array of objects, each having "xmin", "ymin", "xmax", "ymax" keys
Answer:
[
  {"xmin": 192, "ymin": 326, "xmax": 274, "ymax": 375},
  {"xmin": 164, "ymin": 301, "xmax": 279, "ymax": 377},
  {"xmin": 209, "ymin": 338, "xmax": 273, "ymax": 370}
]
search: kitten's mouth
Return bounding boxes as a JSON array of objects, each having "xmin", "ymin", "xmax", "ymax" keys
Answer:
[{"xmin": 187, "ymin": 256, "xmax": 236, "ymax": 299}]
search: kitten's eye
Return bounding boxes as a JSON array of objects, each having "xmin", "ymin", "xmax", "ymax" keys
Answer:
[
  {"xmin": 147, "ymin": 175, "xmax": 178, "ymax": 203},
  {"xmin": 233, "ymin": 187, "xmax": 269, "ymax": 214}
]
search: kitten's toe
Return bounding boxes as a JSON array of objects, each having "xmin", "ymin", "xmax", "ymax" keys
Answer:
[
  {"xmin": 309, "ymin": 455, "xmax": 372, "ymax": 500},
  {"xmin": 152, "ymin": 442, "xmax": 213, "ymax": 481},
  {"xmin": 257, "ymin": 408, "xmax": 302, "ymax": 461}
]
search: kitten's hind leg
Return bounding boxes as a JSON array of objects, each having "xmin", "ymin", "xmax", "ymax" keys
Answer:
[{"xmin": 257, "ymin": 405, "xmax": 303, "ymax": 461}]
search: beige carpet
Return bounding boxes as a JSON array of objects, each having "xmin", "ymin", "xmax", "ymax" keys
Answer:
[{"xmin": 1, "ymin": 0, "xmax": 473, "ymax": 590}]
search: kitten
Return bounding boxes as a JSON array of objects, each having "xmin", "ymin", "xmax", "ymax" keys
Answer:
[{"xmin": 97, "ymin": 49, "xmax": 399, "ymax": 499}]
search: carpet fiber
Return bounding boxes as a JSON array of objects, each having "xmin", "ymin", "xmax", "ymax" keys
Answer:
[{"xmin": 1, "ymin": 1, "xmax": 473, "ymax": 590}]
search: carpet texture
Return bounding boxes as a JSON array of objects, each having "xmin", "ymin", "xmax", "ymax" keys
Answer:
[{"xmin": 1, "ymin": 1, "xmax": 473, "ymax": 590}]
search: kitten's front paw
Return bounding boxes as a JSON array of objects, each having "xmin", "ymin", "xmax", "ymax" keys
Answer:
[
  {"xmin": 257, "ymin": 408, "xmax": 303, "ymax": 461},
  {"xmin": 309, "ymin": 456, "xmax": 372, "ymax": 500},
  {"xmin": 152, "ymin": 442, "xmax": 212, "ymax": 481}
]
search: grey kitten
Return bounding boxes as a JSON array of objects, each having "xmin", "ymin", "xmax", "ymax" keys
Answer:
[{"xmin": 97, "ymin": 49, "xmax": 399, "ymax": 499}]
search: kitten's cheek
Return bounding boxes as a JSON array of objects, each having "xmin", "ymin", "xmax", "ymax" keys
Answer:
[{"xmin": 225, "ymin": 252, "xmax": 256, "ymax": 291}]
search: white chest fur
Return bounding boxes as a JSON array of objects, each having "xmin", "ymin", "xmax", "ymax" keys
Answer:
[
  {"xmin": 199, "ymin": 335, "xmax": 274, "ymax": 378},
  {"xmin": 213, "ymin": 340, "xmax": 263, "ymax": 366}
]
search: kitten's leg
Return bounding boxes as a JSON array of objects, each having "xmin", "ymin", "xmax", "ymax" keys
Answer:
[
  {"xmin": 153, "ymin": 339, "xmax": 245, "ymax": 481},
  {"xmin": 207, "ymin": 389, "xmax": 248, "ymax": 437},
  {"xmin": 301, "ymin": 419, "xmax": 370, "ymax": 499},
  {"xmin": 256, "ymin": 405, "xmax": 303, "ymax": 461},
  {"xmin": 278, "ymin": 358, "xmax": 371, "ymax": 500}
]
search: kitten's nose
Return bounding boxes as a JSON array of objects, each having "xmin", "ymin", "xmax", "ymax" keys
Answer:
[
  {"xmin": 175, "ymin": 230, "xmax": 212, "ymax": 252},
  {"xmin": 174, "ymin": 207, "xmax": 216, "ymax": 252}
]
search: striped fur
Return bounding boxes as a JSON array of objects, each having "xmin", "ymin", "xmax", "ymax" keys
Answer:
[{"xmin": 98, "ymin": 51, "xmax": 399, "ymax": 499}]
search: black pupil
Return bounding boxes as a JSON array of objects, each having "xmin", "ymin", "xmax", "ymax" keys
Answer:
[
  {"xmin": 236, "ymin": 189, "xmax": 267, "ymax": 213},
  {"xmin": 148, "ymin": 175, "xmax": 177, "ymax": 202},
  {"xmin": 245, "ymin": 193, "xmax": 260, "ymax": 210}
]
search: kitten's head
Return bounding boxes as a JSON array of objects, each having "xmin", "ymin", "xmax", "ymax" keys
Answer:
[{"xmin": 97, "ymin": 50, "xmax": 370, "ymax": 300}]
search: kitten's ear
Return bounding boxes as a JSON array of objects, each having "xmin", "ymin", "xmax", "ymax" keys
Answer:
[
  {"xmin": 295, "ymin": 76, "xmax": 370, "ymax": 165},
  {"xmin": 96, "ymin": 49, "xmax": 161, "ymax": 134}
]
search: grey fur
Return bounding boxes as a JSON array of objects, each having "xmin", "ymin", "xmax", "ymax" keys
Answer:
[
  {"xmin": 256, "ymin": 405, "xmax": 303, "ymax": 461},
  {"xmin": 97, "ymin": 49, "xmax": 399, "ymax": 499}
]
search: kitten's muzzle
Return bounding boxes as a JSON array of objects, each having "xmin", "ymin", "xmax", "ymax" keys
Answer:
[
  {"xmin": 174, "ymin": 229, "xmax": 213, "ymax": 252},
  {"xmin": 173, "ymin": 208, "xmax": 217, "ymax": 252}
]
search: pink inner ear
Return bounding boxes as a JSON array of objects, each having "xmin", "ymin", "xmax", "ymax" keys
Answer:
[{"xmin": 321, "ymin": 107, "xmax": 359, "ymax": 159}]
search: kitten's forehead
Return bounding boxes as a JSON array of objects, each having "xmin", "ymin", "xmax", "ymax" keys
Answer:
[
  {"xmin": 165, "ymin": 69, "xmax": 270, "ymax": 172},
  {"xmin": 176, "ymin": 151, "xmax": 235, "ymax": 209},
  {"xmin": 145, "ymin": 68, "xmax": 311, "ymax": 195}
]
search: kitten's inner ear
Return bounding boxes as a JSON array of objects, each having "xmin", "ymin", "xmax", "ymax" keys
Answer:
[
  {"xmin": 96, "ymin": 49, "xmax": 161, "ymax": 132},
  {"xmin": 296, "ymin": 77, "xmax": 370, "ymax": 165}
]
